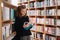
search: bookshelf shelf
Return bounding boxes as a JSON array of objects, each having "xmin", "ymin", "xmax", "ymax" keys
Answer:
[
  {"xmin": 57, "ymin": 16, "xmax": 60, "ymax": 19},
  {"xmin": 36, "ymin": 16, "xmax": 44, "ymax": 18},
  {"xmin": 57, "ymin": 6, "xmax": 60, "ymax": 9},
  {"xmin": 46, "ymin": 16, "xmax": 56, "ymax": 18},
  {"xmin": 36, "ymin": 0, "xmax": 44, "ymax": 2},
  {"xmin": 57, "ymin": 26, "xmax": 60, "ymax": 27},
  {"xmin": 29, "ymin": 16, "xmax": 35, "ymax": 17},
  {"xmin": 18, "ymin": 2, "xmax": 28, "ymax": 4},
  {"xmin": 46, "ymin": 33, "xmax": 60, "ymax": 37},
  {"xmin": 29, "ymin": 1, "xmax": 35, "ymax": 3},
  {"xmin": 28, "ymin": 7, "xmax": 44, "ymax": 10},
  {"xmin": 30, "ymin": 30, "xmax": 44, "ymax": 34},
  {"xmin": 36, "ymin": 24, "xmax": 56, "ymax": 27},
  {"xmin": 35, "ymin": 7, "xmax": 44, "ymax": 10},
  {"xmin": 46, "ymin": 34, "xmax": 56, "ymax": 37},
  {"xmin": 36, "ymin": 16, "xmax": 56, "ymax": 18},
  {"xmin": 45, "ymin": 25, "xmax": 56, "ymax": 27},
  {"xmin": 45, "ymin": 6, "xmax": 56, "ymax": 9},
  {"xmin": 29, "ymin": 8, "xmax": 35, "ymax": 10},
  {"xmin": 36, "ymin": 24, "xmax": 44, "ymax": 26},
  {"xmin": 3, "ymin": 20, "xmax": 11, "ymax": 23}
]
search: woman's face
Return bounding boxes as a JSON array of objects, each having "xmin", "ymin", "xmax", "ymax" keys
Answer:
[{"xmin": 20, "ymin": 9, "xmax": 26, "ymax": 16}]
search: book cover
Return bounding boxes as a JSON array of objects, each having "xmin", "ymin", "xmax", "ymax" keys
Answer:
[
  {"xmin": 2, "ymin": 6, "xmax": 10, "ymax": 21},
  {"xmin": 10, "ymin": 9, "xmax": 15, "ymax": 20}
]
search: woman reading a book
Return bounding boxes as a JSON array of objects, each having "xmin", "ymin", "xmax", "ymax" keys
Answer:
[{"xmin": 12, "ymin": 5, "xmax": 33, "ymax": 40}]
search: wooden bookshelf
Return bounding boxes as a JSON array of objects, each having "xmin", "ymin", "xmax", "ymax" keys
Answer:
[
  {"xmin": 0, "ymin": 0, "xmax": 2, "ymax": 40},
  {"xmin": 1, "ymin": 0, "xmax": 17, "ymax": 40},
  {"xmin": 0, "ymin": 0, "xmax": 60, "ymax": 40},
  {"xmin": 19, "ymin": 0, "xmax": 60, "ymax": 40}
]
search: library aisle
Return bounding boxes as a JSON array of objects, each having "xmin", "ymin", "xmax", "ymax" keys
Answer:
[{"xmin": 0, "ymin": 0, "xmax": 60, "ymax": 40}]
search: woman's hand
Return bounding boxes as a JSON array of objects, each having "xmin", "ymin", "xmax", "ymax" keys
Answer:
[
  {"xmin": 23, "ymin": 23, "xmax": 29, "ymax": 28},
  {"xmin": 23, "ymin": 22, "xmax": 35, "ymax": 28}
]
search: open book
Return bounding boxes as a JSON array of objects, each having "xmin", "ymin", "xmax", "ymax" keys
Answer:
[{"xmin": 23, "ymin": 22, "xmax": 33, "ymax": 30}]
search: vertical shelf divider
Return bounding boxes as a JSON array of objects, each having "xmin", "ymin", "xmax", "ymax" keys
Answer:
[
  {"xmin": 44, "ymin": 1, "xmax": 46, "ymax": 40},
  {"xmin": 0, "ymin": 0, "xmax": 2, "ymax": 40}
]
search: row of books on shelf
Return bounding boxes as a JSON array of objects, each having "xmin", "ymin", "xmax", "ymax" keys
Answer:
[
  {"xmin": 37, "ymin": 18, "xmax": 60, "ymax": 26},
  {"xmin": 30, "ymin": 31, "xmax": 60, "ymax": 40},
  {"xmin": 31, "ymin": 25, "xmax": 60, "ymax": 36},
  {"xmin": 2, "ymin": 6, "xmax": 60, "ymax": 21},
  {"xmin": 25, "ymin": 2, "xmax": 44, "ymax": 8},
  {"xmin": 44, "ymin": 0, "xmax": 56, "ymax": 7},
  {"xmin": 2, "ymin": 24, "xmax": 12, "ymax": 40},
  {"xmin": 29, "ymin": 17, "xmax": 60, "ymax": 26},
  {"xmin": 45, "ymin": 27, "xmax": 60, "ymax": 36},
  {"xmin": 45, "ymin": 35, "xmax": 60, "ymax": 40},
  {"xmin": 2, "ymin": 6, "xmax": 15, "ymax": 21},
  {"xmin": 22, "ymin": 0, "xmax": 60, "ymax": 8},
  {"xmin": 44, "ymin": 0, "xmax": 60, "ymax": 6},
  {"xmin": 45, "ymin": 18, "xmax": 56, "ymax": 25},
  {"xmin": 27, "ymin": 9, "xmax": 60, "ymax": 16},
  {"xmin": 30, "ymin": 32, "xmax": 44, "ymax": 40},
  {"xmin": 45, "ymin": 35, "xmax": 56, "ymax": 40}
]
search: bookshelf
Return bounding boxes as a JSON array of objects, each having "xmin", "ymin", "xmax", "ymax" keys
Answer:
[
  {"xmin": 1, "ymin": 0, "xmax": 17, "ymax": 40},
  {"xmin": 18, "ymin": 0, "xmax": 60, "ymax": 40},
  {"xmin": 0, "ymin": 0, "xmax": 60, "ymax": 40}
]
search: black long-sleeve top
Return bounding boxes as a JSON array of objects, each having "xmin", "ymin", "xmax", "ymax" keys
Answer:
[{"xmin": 14, "ymin": 16, "xmax": 31, "ymax": 37}]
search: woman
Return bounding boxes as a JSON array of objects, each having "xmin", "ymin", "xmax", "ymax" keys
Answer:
[{"xmin": 12, "ymin": 5, "xmax": 32, "ymax": 40}]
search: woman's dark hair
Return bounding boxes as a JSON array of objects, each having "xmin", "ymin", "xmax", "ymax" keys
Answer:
[{"xmin": 16, "ymin": 5, "xmax": 26, "ymax": 17}]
